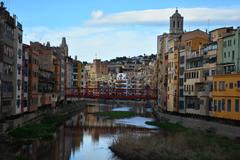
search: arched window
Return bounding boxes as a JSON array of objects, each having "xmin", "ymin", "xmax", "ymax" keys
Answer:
[
  {"xmin": 173, "ymin": 21, "xmax": 175, "ymax": 28},
  {"xmin": 177, "ymin": 21, "xmax": 180, "ymax": 28}
]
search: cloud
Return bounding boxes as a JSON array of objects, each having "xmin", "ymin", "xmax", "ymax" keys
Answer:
[
  {"xmin": 23, "ymin": 7, "xmax": 240, "ymax": 62},
  {"xmin": 91, "ymin": 10, "xmax": 104, "ymax": 19},
  {"xmin": 86, "ymin": 8, "xmax": 240, "ymax": 26},
  {"xmin": 23, "ymin": 26, "xmax": 158, "ymax": 62}
]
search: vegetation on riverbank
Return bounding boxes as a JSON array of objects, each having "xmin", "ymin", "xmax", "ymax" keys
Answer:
[
  {"xmin": 7, "ymin": 101, "xmax": 86, "ymax": 140},
  {"xmin": 8, "ymin": 114, "xmax": 65, "ymax": 140},
  {"xmin": 145, "ymin": 121, "xmax": 188, "ymax": 132},
  {"xmin": 94, "ymin": 111, "xmax": 135, "ymax": 119},
  {"xmin": 111, "ymin": 121, "xmax": 240, "ymax": 160}
]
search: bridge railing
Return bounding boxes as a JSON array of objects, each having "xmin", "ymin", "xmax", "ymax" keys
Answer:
[{"xmin": 65, "ymin": 88, "xmax": 157, "ymax": 100}]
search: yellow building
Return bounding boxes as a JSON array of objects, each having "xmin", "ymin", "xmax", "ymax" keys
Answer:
[
  {"xmin": 77, "ymin": 62, "xmax": 82, "ymax": 89},
  {"xmin": 167, "ymin": 37, "xmax": 179, "ymax": 112},
  {"xmin": 211, "ymin": 74, "xmax": 240, "ymax": 120}
]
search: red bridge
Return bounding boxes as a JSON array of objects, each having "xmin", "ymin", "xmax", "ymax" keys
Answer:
[{"xmin": 65, "ymin": 88, "xmax": 157, "ymax": 100}]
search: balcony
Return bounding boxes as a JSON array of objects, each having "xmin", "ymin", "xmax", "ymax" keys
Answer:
[
  {"xmin": 184, "ymin": 90, "xmax": 197, "ymax": 96},
  {"xmin": 186, "ymin": 50, "xmax": 203, "ymax": 60}
]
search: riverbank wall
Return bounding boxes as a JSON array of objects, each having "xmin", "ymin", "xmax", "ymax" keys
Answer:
[
  {"xmin": 0, "ymin": 101, "xmax": 86, "ymax": 134},
  {"xmin": 153, "ymin": 108, "xmax": 240, "ymax": 139}
]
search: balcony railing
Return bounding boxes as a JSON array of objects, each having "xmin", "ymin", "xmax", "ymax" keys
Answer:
[{"xmin": 186, "ymin": 50, "xmax": 203, "ymax": 59}]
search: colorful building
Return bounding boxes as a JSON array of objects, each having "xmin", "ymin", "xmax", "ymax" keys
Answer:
[
  {"xmin": 22, "ymin": 45, "xmax": 29, "ymax": 113},
  {"xmin": 211, "ymin": 74, "xmax": 240, "ymax": 120},
  {"xmin": 156, "ymin": 34, "xmax": 169, "ymax": 111},
  {"xmin": 27, "ymin": 45, "xmax": 39, "ymax": 112},
  {"xmin": 219, "ymin": 28, "xmax": 240, "ymax": 74},
  {"xmin": 167, "ymin": 37, "xmax": 180, "ymax": 112},
  {"xmin": 13, "ymin": 18, "xmax": 24, "ymax": 115},
  {"xmin": 31, "ymin": 42, "xmax": 56, "ymax": 107},
  {"xmin": 0, "ymin": 2, "xmax": 15, "ymax": 119}
]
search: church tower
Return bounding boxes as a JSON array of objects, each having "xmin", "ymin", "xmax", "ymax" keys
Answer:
[
  {"xmin": 60, "ymin": 37, "xmax": 68, "ymax": 57},
  {"xmin": 170, "ymin": 9, "xmax": 184, "ymax": 34}
]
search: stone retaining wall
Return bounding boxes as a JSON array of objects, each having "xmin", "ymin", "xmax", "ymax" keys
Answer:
[{"xmin": 154, "ymin": 110, "xmax": 240, "ymax": 139}]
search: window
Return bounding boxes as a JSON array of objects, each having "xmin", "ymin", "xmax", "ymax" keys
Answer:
[
  {"xmin": 180, "ymin": 56, "xmax": 185, "ymax": 64},
  {"xmin": 227, "ymin": 99, "xmax": 231, "ymax": 112},
  {"xmin": 173, "ymin": 21, "xmax": 175, "ymax": 28},
  {"xmin": 17, "ymin": 99, "xmax": 21, "ymax": 108},
  {"xmin": 219, "ymin": 81, "xmax": 225, "ymax": 91},
  {"xmin": 236, "ymin": 99, "xmax": 239, "ymax": 112},
  {"xmin": 222, "ymin": 99, "xmax": 225, "ymax": 111},
  {"xmin": 223, "ymin": 41, "xmax": 227, "ymax": 48},
  {"xmin": 18, "ymin": 49, "xmax": 22, "ymax": 59},
  {"xmin": 224, "ymin": 52, "xmax": 226, "ymax": 58},
  {"xmin": 180, "ymin": 89, "xmax": 184, "ymax": 97},
  {"xmin": 209, "ymin": 99, "xmax": 212, "ymax": 111},
  {"xmin": 214, "ymin": 81, "xmax": 217, "ymax": 91},
  {"xmin": 228, "ymin": 51, "xmax": 230, "ymax": 57},
  {"xmin": 179, "ymin": 101, "xmax": 184, "ymax": 109},
  {"xmin": 237, "ymin": 81, "xmax": 240, "ymax": 89},
  {"xmin": 17, "ymin": 65, "xmax": 21, "ymax": 74},
  {"xmin": 180, "ymin": 78, "xmax": 184, "ymax": 86},
  {"xmin": 232, "ymin": 51, "xmax": 235, "ymax": 61},
  {"xmin": 229, "ymin": 83, "xmax": 234, "ymax": 89},
  {"xmin": 218, "ymin": 100, "xmax": 221, "ymax": 112},
  {"xmin": 17, "ymin": 80, "xmax": 21, "ymax": 91},
  {"xmin": 212, "ymin": 70, "xmax": 215, "ymax": 76},
  {"xmin": 214, "ymin": 100, "xmax": 217, "ymax": 111}
]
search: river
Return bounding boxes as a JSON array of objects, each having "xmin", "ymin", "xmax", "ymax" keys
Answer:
[{"xmin": 1, "ymin": 101, "xmax": 158, "ymax": 160}]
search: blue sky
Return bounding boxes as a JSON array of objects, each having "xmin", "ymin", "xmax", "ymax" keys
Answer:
[{"xmin": 6, "ymin": 0, "xmax": 240, "ymax": 62}]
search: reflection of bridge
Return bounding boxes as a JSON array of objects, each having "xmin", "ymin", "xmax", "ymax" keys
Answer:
[{"xmin": 65, "ymin": 88, "xmax": 157, "ymax": 100}]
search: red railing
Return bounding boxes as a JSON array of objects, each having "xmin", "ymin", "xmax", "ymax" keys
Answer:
[{"xmin": 65, "ymin": 88, "xmax": 157, "ymax": 100}]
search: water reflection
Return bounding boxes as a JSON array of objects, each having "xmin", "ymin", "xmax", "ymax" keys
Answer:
[{"xmin": 8, "ymin": 101, "xmax": 156, "ymax": 160}]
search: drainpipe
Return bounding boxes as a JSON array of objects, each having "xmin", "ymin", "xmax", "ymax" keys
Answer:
[{"xmin": 238, "ymin": 27, "xmax": 240, "ymax": 72}]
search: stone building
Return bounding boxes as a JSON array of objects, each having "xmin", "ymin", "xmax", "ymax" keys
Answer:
[
  {"xmin": 0, "ymin": 2, "xmax": 16, "ymax": 119},
  {"xmin": 26, "ymin": 45, "xmax": 39, "ymax": 112},
  {"xmin": 22, "ymin": 44, "xmax": 29, "ymax": 113},
  {"xmin": 156, "ymin": 9, "xmax": 184, "ymax": 111},
  {"xmin": 13, "ymin": 17, "xmax": 24, "ymax": 115}
]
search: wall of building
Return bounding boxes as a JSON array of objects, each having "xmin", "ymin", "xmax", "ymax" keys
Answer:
[{"xmin": 211, "ymin": 74, "xmax": 240, "ymax": 120}]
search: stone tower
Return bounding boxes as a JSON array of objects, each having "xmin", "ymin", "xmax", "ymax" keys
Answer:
[
  {"xmin": 170, "ymin": 9, "xmax": 184, "ymax": 34},
  {"xmin": 60, "ymin": 37, "xmax": 68, "ymax": 57}
]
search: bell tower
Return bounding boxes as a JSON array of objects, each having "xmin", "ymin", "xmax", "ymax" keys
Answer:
[{"xmin": 170, "ymin": 8, "xmax": 184, "ymax": 34}]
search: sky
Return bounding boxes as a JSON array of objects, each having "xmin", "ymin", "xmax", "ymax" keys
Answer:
[{"xmin": 5, "ymin": 0, "xmax": 240, "ymax": 62}]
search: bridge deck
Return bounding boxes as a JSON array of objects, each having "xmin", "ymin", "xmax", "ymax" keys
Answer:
[{"xmin": 65, "ymin": 88, "xmax": 157, "ymax": 100}]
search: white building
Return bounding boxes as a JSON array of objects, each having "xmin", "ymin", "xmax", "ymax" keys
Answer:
[{"xmin": 13, "ymin": 18, "xmax": 24, "ymax": 115}]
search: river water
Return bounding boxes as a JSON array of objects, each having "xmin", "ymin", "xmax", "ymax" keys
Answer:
[{"xmin": 2, "ymin": 101, "xmax": 158, "ymax": 160}]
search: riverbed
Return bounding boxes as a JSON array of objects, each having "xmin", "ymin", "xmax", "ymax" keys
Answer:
[{"xmin": 1, "ymin": 101, "xmax": 158, "ymax": 160}]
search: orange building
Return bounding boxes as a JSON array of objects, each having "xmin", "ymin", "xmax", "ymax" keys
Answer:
[
  {"xmin": 211, "ymin": 74, "xmax": 240, "ymax": 120},
  {"xmin": 26, "ymin": 45, "xmax": 39, "ymax": 112}
]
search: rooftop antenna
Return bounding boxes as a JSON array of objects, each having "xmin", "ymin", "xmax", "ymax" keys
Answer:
[
  {"xmin": 95, "ymin": 53, "xmax": 97, "ymax": 60},
  {"xmin": 207, "ymin": 19, "xmax": 210, "ymax": 32}
]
